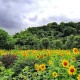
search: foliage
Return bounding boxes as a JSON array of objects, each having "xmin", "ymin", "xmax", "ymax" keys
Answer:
[
  {"xmin": 0, "ymin": 29, "xmax": 15, "ymax": 50},
  {"xmin": 65, "ymin": 35, "xmax": 80, "ymax": 49},
  {"xmin": 51, "ymin": 39, "xmax": 63, "ymax": 49},
  {"xmin": 0, "ymin": 21, "xmax": 80, "ymax": 49},
  {"xmin": 13, "ymin": 21, "xmax": 80, "ymax": 49},
  {"xmin": 0, "ymin": 54, "xmax": 17, "ymax": 68},
  {"xmin": 0, "ymin": 29, "xmax": 9, "ymax": 49},
  {"xmin": 12, "ymin": 57, "xmax": 40, "ymax": 76},
  {"xmin": 65, "ymin": 35, "xmax": 75, "ymax": 49},
  {"xmin": 0, "ymin": 68, "xmax": 14, "ymax": 80},
  {"xmin": 5, "ymin": 36, "xmax": 15, "ymax": 50},
  {"xmin": 41, "ymin": 38, "xmax": 50, "ymax": 49},
  {"xmin": 0, "ymin": 49, "xmax": 80, "ymax": 80}
]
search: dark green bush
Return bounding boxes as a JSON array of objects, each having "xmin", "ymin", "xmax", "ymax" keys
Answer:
[
  {"xmin": 51, "ymin": 39, "xmax": 63, "ymax": 49},
  {"xmin": 41, "ymin": 38, "xmax": 50, "ymax": 49},
  {"xmin": 12, "ymin": 58, "xmax": 40, "ymax": 76},
  {"xmin": 65, "ymin": 35, "xmax": 75, "ymax": 49},
  {"xmin": 0, "ymin": 54, "xmax": 17, "ymax": 68},
  {"xmin": 75, "ymin": 55, "xmax": 80, "ymax": 73}
]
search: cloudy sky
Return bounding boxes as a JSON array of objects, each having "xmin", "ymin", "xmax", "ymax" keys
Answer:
[{"xmin": 0, "ymin": 0, "xmax": 80, "ymax": 35}]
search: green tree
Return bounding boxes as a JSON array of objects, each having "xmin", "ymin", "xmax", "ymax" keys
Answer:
[
  {"xmin": 73, "ymin": 36, "xmax": 80, "ymax": 48},
  {"xmin": 51, "ymin": 39, "xmax": 63, "ymax": 49},
  {"xmin": 65, "ymin": 35, "xmax": 75, "ymax": 49},
  {"xmin": 41, "ymin": 38, "xmax": 50, "ymax": 49},
  {"xmin": 5, "ymin": 36, "xmax": 15, "ymax": 50},
  {"xmin": 0, "ymin": 29, "xmax": 9, "ymax": 49},
  {"xmin": 63, "ymin": 26, "xmax": 77, "ymax": 36}
]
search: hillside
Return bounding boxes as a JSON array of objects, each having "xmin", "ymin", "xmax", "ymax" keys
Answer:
[
  {"xmin": 0, "ymin": 22, "xmax": 80, "ymax": 50},
  {"xmin": 13, "ymin": 22, "xmax": 80, "ymax": 49}
]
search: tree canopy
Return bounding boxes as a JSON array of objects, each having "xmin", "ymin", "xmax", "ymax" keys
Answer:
[{"xmin": 0, "ymin": 21, "xmax": 80, "ymax": 49}]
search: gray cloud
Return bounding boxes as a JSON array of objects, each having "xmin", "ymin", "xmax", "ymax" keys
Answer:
[
  {"xmin": 2, "ymin": 0, "xmax": 33, "ymax": 4},
  {"xmin": 0, "ymin": 0, "xmax": 80, "ymax": 35},
  {"xmin": 0, "ymin": 0, "xmax": 35, "ymax": 35},
  {"xmin": 36, "ymin": 15, "xmax": 71, "ymax": 26},
  {"xmin": 36, "ymin": 15, "xmax": 80, "ymax": 27},
  {"xmin": 29, "ymin": 15, "xmax": 38, "ymax": 22}
]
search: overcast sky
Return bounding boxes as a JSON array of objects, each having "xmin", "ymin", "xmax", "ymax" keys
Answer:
[{"xmin": 0, "ymin": 0, "xmax": 80, "ymax": 35}]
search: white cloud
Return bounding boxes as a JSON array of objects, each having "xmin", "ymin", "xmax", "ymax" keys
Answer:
[
  {"xmin": 0, "ymin": 0, "xmax": 80, "ymax": 34},
  {"xmin": 23, "ymin": 0, "xmax": 80, "ymax": 27}
]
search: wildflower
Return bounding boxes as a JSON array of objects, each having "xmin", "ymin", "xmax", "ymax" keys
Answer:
[
  {"xmin": 42, "ymin": 54, "xmax": 46, "ymax": 59},
  {"xmin": 33, "ymin": 50, "xmax": 37, "ymax": 54},
  {"xmin": 36, "ymin": 55, "xmax": 40, "ymax": 59},
  {"xmin": 52, "ymin": 72, "xmax": 58, "ymax": 78},
  {"xmin": 73, "ymin": 48, "xmax": 79, "ymax": 54},
  {"xmin": 22, "ymin": 53, "xmax": 27, "ymax": 57},
  {"xmin": 71, "ymin": 58, "xmax": 75, "ymax": 62},
  {"xmin": 60, "ymin": 53, "xmax": 64, "ymax": 56},
  {"xmin": 48, "ymin": 60, "xmax": 53, "ymax": 65},
  {"xmin": 68, "ymin": 65, "xmax": 77, "ymax": 76},
  {"xmin": 47, "ymin": 51, "xmax": 50, "ymax": 56},
  {"xmin": 40, "ymin": 64, "xmax": 46, "ymax": 71},
  {"xmin": 67, "ymin": 52, "xmax": 71, "ymax": 56},
  {"xmin": 34, "ymin": 64, "xmax": 40, "ymax": 71},
  {"xmin": 35, "ymin": 64, "xmax": 39, "ymax": 69},
  {"xmin": 34, "ymin": 63, "xmax": 46, "ymax": 72},
  {"xmin": 77, "ymin": 74, "xmax": 80, "ymax": 80},
  {"xmin": 62, "ymin": 59, "xmax": 69, "ymax": 68}
]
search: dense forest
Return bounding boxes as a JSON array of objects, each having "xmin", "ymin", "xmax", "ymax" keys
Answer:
[{"xmin": 0, "ymin": 22, "xmax": 80, "ymax": 50}]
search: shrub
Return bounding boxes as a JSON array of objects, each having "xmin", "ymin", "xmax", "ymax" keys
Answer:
[
  {"xmin": 0, "ymin": 54, "xmax": 17, "ymax": 68},
  {"xmin": 75, "ymin": 55, "xmax": 80, "ymax": 72},
  {"xmin": 0, "ymin": 61, "xmax": 5, "ymax": 72},
  {"xmin": 41, "ymin": 38, "xmax": 50, "ymax": 49},
  {"xmin": 12, "ymin": 58, "xmax": 40, "ymax": 76},
  {"xmin": 0, "ymin": 29, "xmax": 9, "ymax": 49},
  {"xmin": 0, "ymin": 68, "xmax": 14, "ymax": 80},
  {"xmin": 51, "ymin": 39, "xmax": 63, "ymax": 49},
  {"xmin": 65, "ymin": 35, "xmax": 75, "ymax": 49}
]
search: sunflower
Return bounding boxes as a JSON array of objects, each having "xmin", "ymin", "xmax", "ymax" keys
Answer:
[
  {"xmin": 40, "ymin": 64, "xmax": 46, "ymax": 71},
  {"xmin": 42, "ymin": 54, "xmax": 46, "ymax": 59},
  {"xmin": 22, "ymin": 53, "xmax": 27, "ymax": 57},
  {"xmin": 73, "ymin": 48, "xmax": 79, "ymax": 54},
  {"xmin": 47, "ymin": 51, "xmax": 50, "ymax": 56},
  {"xmin": 36, "ymin": 55, "xmax": 40, "ymax": 59},
  {"xmin": 34, "ymin": 63, "xmax": 40, "ymax": 71},
  {"xmin": 62, "ymin": 59, "xmax": 69, "ymax": 68},
  {"xmin": 71, "ymin": 58, "xmax": 75, "ymax": 62},
  {"xmin": 48, "ymin": 60, "xmax": 53, "ymax": 65},
  {"xmin": 77, "ymin": 74, "xmax": 80, "ymax": 80},
  {"xmin": 33, "ymin": 50, "xmax": 37, "ymax": 54},
  {"xmin": 34, "ymin": 63, "xmax": 46, "ymax": 72},
  {"xmin": 68, "ymin": 65, "xmax": 77, "ymax": 76},
  {"xmin": 52, "ymin": 72, "xmax": 58, "ymax": 78}
]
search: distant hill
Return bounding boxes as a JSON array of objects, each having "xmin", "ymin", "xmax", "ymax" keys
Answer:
[
  {"xmin": 13, "ymin": 22, "xmax": 80, "ymax": 49},
  {"xmin": 0, "ymin": 22, "xmax": 80, "ymax": 50}
]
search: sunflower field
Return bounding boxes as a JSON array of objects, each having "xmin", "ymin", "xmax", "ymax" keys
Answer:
[{"xmin": 0, "ymin": 48, "xmax": 80, "ymax": 80}]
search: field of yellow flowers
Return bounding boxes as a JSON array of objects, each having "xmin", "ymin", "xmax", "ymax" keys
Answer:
[{"xmin": 0, "ymin": 48, "xmax": 80, "ymax": 80}]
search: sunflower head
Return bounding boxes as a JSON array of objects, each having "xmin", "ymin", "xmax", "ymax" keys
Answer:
[
  {"xmin": 73, "ymin": 48, "xmax": 79, "ymax": 54},
  {"xmin": 35, "ymin": 63, "xmax": 46, "ymax": 72},
  {"xmin": 36, "ymin": 55, "xmax": 40, "ymax": 59},
  {"xmin": 47, "ymin": 51, "xmax": 50, "ymax": 56},
  {"xmin": 68, "ymin": 65, "xmax": 77, "ymax": 76},
  {"xmin": 71, "ymin": 58, "xmax": 75, "ymax": 62},
  {"xmin": 40, "ymin": 64, "xmax": 46, "ymax": 71},
  {"xmin": 34, "ymin": 63, "xmax": 40, "ymax": 71},
  {"xmin": 52, "ymin": 72, "xmax": 58, "ymax": 78},
  {"xmin": 48, "ymin": 60, "xmax": 53, "ymax": 65},
  {"xmin": 62, "ymin": 59, "xmax": 69, "ymax": 68}
]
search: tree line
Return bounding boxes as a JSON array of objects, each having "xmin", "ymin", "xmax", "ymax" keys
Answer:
[{"xmin": 0, "ymin": 22, "xmax": 80, "ymax": 50}]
